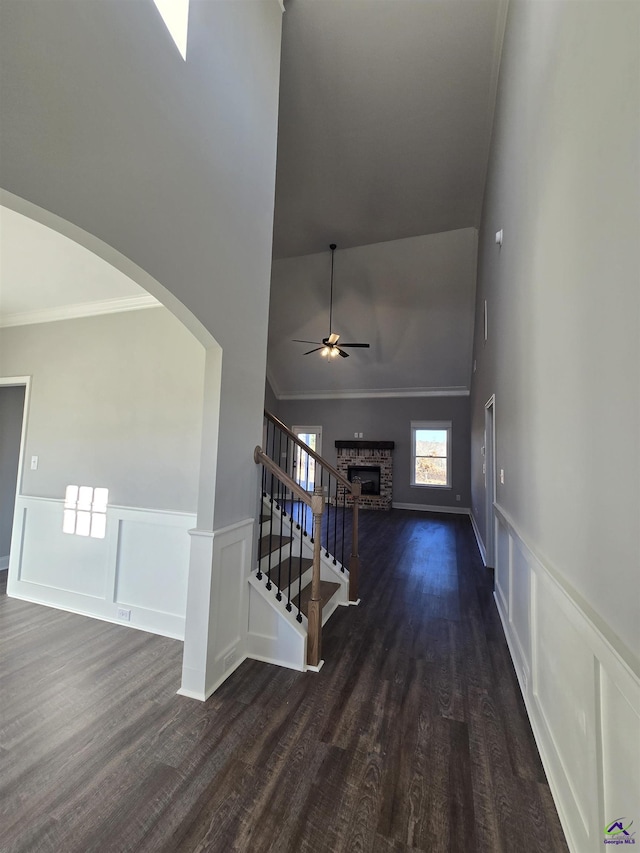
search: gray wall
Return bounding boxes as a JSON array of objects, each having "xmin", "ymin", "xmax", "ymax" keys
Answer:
[
  {"xmin": 278, "ymin": 395, "xmax": 470, "ymax": 509},
  {"xmin": 0, "ymin": 309, "xmax": 205, "ymax": 512},
  {"xmin": 0, "ymin": 0, "xmax": 282, "ymax": 531},
  {"xmin": 0, "ymin": 385, "xmax": 25, "ymax": 558},
  {"xmin": 264, "ymin": 377, "xmax": 279, "ymax": 417},
  {"xmin": 470, "ymin": 1, "xmax": 639, "ymax": 665}
]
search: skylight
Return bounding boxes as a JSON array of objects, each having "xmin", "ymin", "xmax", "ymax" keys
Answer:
[{"xmin": 152, "ymin": 0, "xmax": 190, "ymax": 60}]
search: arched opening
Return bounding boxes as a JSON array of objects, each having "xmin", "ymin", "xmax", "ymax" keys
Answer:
[{"xmin": 0, "ymin": 191, "xmax": 222, "ymax": 690}]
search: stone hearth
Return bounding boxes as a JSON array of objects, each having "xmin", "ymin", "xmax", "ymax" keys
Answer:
[{"xmin": 335, "ymin": 440, "xmax": 395, "ymax": 510}]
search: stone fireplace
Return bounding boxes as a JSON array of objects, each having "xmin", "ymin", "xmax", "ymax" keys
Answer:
[{"xmin": 335, "ymin": 440, "xmax": 394, "ymax": 510}]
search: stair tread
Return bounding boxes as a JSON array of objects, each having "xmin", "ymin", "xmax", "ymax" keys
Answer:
[
  {"xmin": 292, "ymin": 580, "xmax": 341, "ymax": 617},
  {"xmin": 259, "ymin": 534, "xmax": 292, "ymax": 559},
  {"xmin": 261, "ymin": 556, "xmax": 313, "ymax": 591}
]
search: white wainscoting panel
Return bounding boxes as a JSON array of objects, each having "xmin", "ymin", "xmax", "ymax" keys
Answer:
[
  {"xmin": 600, "ymin": 664, "xmax": 640, "ymax": 832},
  {"xmin": 18, "ymin": 499, "xmax": 109, "ymax": 597},
  {"xmin": 201, "ymin": 518, "xmax": 255, "ymax": 700},
  {"xmin": 8, "ymin": 496, "xmax": 195, "ymax": 639},
  {"xmin": 495, "ymin": 515, "xmax": 510, "ymax": 615},
  {"xmin": 490, "ymin": 503, "xmax": 640, "ymax": 853}
]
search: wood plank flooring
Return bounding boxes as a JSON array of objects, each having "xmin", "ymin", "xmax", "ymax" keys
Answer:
[{"xmin": 0, "ymin": 511, "xmax": 568, "ymax": 852}]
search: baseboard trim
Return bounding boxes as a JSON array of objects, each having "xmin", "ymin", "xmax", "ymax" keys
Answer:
[
  {"xmin": 469, "ymin": 511, "xmax": 487, "ymax": 565},
  {"xmin": 246, "ymin": 651, "xmax": 305, "ymax": 672},
  {"xmin": 392, "ymin": 502, "xmax": 471, "ymax": 515},
  {"xmin": 6, "ymin": 591, "xmax": 184, "ymax": 640},
  {"xmin": 201, "ymin": 653, "xmax": 248, "ymax": 702}
]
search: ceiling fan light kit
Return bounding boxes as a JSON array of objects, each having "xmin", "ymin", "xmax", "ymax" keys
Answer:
[{"xmin": 293, "ymin": 243, "xmax": 370, "ymax": 360}]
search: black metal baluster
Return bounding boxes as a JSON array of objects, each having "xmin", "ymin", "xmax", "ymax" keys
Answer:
[
  {"xmin": 333, "ymin": 470, "xmax": 340, "ymax": 566},
  {"xmin": 283, "ymin": 435, "xmax": 290, "ymax": 518},
  {"xmin": 325, "ymin": 474, "xmax": 331, "ymax": 557},
  {"xmin": 296, "ymin": 517, "xmax": 303, "ymax": 622},
  {"xmin": 340, "ymin": 482, "xmax": 346, "ymax": 572},
  {"xmin": 286, "ymin": 496, "xmax": 294, "ymax": 611},
  {"xmin": 256, "ymin": 483, "xmax": 263, "ymax": 580},
  {"xmin": 266, "ymin": 470, "xmax": 274, "ymax": 590},
  {"xmin": 276, "ymin": 471, "xmax": 285, "ymax": 601},
  {"xmin": 304, "ymin": 449, "xmax": 311, "ymax": 540},
  {"xmin": 275, "ymin": 429, "xmax": 282, "ymax": 509}
]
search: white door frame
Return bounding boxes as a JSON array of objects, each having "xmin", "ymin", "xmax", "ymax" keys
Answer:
[
  {"xmin": 291, "ymin": 425, "xmax": 322, "ymax": 490},
  {"xmin": 484, "ymin": 395, "xmax": 496, "ymax": 568},
  {"xmin": 0, "ymin": 376, "xmax": 31, "ymax": 570}
]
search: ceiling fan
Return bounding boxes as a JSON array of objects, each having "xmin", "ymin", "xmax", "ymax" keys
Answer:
[{"xmin": 293, "ymin": 243, "xmax": 370, "ymax": 359}]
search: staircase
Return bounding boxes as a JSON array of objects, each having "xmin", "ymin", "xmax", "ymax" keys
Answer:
[{"xmin": 248, "ymin": 411, "xmax": 361, "ymax": 672}]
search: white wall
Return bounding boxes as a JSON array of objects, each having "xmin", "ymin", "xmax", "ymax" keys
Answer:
[
  {"xmin": 470, "ymin": 3, "xmax": 640, "ymax": 851},
  {"xmin": 0, "ymin": 0, "xmax": 283, "ymax": 697}
]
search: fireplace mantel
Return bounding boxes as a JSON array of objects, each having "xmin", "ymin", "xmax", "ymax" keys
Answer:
[{"xmin": 335, "ymin": 440, "xmax": 395, "ymax": 450}]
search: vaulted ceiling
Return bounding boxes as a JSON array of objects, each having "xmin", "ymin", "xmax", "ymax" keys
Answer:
[
  {"xmin": 0, "ymin": 0, "xmax": 508, "ymax": 401},
  {"xmin": 268, "ymin": 0, "xmax": 507, "ymax": 398}
]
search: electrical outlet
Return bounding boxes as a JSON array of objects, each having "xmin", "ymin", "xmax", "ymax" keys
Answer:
[
  {"xmin": 358, "ymin": 432, "xmax": 363, "ymax": 438},
  {"xmin": 30, "ymin": 455, "xmax": 39, "ymax": 470},
  {"xmin": 354, "ymin": 432, "xmax": 358, "ymax": 438},
  {"xmin": 500, "ymin": 469, "xmax": 505, "ymax": 484},
  {"xmin": 116, "ymin": 607, "xmax": 131, "ymax": 621},
  {"xmin": 456, "ymin": 494, "xmax": 461, "ymax": 502}
]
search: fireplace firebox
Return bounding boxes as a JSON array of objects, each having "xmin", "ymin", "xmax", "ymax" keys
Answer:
[
  {"xmin": 347, "ymin": 465, "xmax": 381, "ymax": 495},
  {"xmin": 335, "ymin": 440, "xmax": 394, "ymax": 510}
]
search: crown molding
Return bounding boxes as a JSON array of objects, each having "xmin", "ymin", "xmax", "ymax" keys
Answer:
[
  {"xmin": 0, "ymin": 294, "xmax": 161, "ymax": 328},
  {"xmin": 277, "ymin": 386, "xmax": 470, "ymax": 401}
]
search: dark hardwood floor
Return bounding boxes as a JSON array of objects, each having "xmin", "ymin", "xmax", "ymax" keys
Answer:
[{"xmin": 0, "ymin": 511, "xmax": 568, "ymax": 852}]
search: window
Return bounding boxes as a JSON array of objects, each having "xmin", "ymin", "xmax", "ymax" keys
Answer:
[
  {"xmin": 411, "ymin": 421, "xmax": 451, "ymax": 488},
  {"xmin": 63, "ymin": 485, "xmax": 109, "ymax": 538}
]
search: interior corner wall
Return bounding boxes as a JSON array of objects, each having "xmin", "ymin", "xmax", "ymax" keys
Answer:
[
  {"xmin": 278, "ymin": 395, "xmax": 471, "ymax": 510},
  {"xmin": 0, "ymin": 385, "xmax": 25, "ymax": 560},
  {"xmin": 470, "ymin": 3, "xmax": 639, "ymax": 851}
]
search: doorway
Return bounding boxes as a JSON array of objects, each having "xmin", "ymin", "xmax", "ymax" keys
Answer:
[
  {"xmin": 291, "ymin": 426, "xmax": 322, "ymax": 491},
  {"xmin": 0, "ymin": 379, "xmax": 29, "ymax": 576},
  {"xmin": 484, "ymin": 396, "xmax": 496, "ymax": 567}
]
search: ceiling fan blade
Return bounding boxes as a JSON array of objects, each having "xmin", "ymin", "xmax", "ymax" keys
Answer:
[
  {"xmin": 327, "ymin": 332, "xmax": 340, "ymax": 345},
  {"xmin": 337, "ymin": 348, "xmax": 349, "ymax": 358},
  {"xmin": 293, "ymin": 339, "xmax": 323, "ymax": 344},
  {"xmin": 338, "ymin": 342, "xmax": 370, "ymax": 348},
  {"xmin": 304, "ymin": 347, "xmax": 324, "ymax": 355}
]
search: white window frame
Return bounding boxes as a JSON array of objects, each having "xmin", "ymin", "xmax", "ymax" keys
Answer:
[{"xmin": 410, "ymin": 420, "xmax": 452, "ymax": 489}]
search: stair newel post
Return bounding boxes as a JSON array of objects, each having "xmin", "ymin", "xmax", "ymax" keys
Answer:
[
  {"xmin": 349, "ymin": 480, "xmax": 361, "ymax": 603},
  {"xmin": 307, "ymin": 485, "xmax": 325, "ymax": 668}
]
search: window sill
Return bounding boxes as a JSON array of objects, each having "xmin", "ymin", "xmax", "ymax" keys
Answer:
[{"xmin": 410, "ymin": 484, "xmax": 452, "ymax": 490}]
